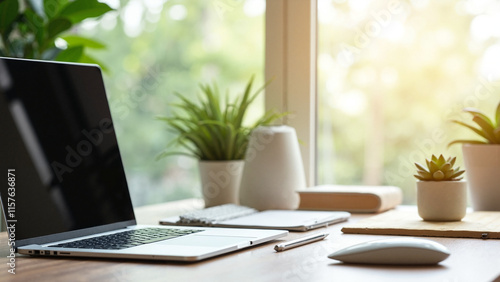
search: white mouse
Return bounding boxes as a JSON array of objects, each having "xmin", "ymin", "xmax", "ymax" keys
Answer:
[{"xmin": 328, "ymin": 237, "xmax": 450, "ymax": 265}]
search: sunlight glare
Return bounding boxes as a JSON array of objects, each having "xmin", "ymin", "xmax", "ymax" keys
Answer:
[
  {"xmin": 100, "ymin": 0, "xmax": 120, "ymax": 9},
  {"xmin": 318, "ymin": 0, "xmax": 336, "ymax": 24},
  {"xmin": 319, "ymin": 53, "xmax": 335, "ymax": 71},
  {"xmin": 381, "ymin": 21, "xmax": 405, "ymax": 42},
  {"xmin": 100, "ymin": 13, "xmax": 118, "ymax": 31},
  {"xmin": 470, "ymin": 15, "xmax": 500, "ymax": 42},
  {"xmin": 244, "ymin": 0, "xmax": 265, "ymax": 17},
  {"xmin": 479, "ymin": 43, "xmax": 500, "ymax": 79},
  {"xmin": 169, "ymin": 4, "xmax": 187, "ymax": 21},
  {"xmin": 121, "ymin": 0, "xmax": 144, "ymax": 37},
  {"xmin": 334, "ymin": 90, "xmax": 367, "ymax": 116}
]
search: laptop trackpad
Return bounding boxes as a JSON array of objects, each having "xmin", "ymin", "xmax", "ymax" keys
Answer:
[{"xmin": 159, "ymin": 235, "xmax": 255, "ymax": 247}]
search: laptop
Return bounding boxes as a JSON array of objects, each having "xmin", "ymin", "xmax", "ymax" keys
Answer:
[{"xmin": 0, "ymin": 57, "xmax": 287, "ymax": 262}]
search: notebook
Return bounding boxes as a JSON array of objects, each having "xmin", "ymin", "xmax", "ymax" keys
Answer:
[
  {"xmin": 160, "ymin": 204, "xmax": 351, "ymax": 231},
  {"xmin": 0, "ymin": 57, "xmax": 287, "ymax": 262}
]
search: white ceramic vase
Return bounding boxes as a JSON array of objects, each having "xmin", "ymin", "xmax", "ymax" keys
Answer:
[
  {"xmin": 416, "ymin": 181, "xmax": 467, "ymax": 221},
  {"xmin": 462, "ymin": 144, "xmax": 500, "ymax": 211},
  {"xmin": 239, "ymin": 126, "xmax": 302, "ymax": 210},
  {"xmin": 198, "ymin": 160, "xmax": 244, "ymax": 208}
]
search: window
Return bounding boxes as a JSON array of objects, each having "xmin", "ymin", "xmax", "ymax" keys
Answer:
[
  {"xmin": 269, "ymin": 0, "xmax": 500, "ymax": 204},
  {"xmin": 81, "ymin": 0, "xmax": 266, "ymax": 207}
]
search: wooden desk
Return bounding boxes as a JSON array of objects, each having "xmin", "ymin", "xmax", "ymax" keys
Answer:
[{"xmin": 1, "ymin": 200, "xmax": 499, "ymax": 282}]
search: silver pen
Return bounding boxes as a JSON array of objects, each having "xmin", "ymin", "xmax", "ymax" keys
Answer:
[{"xmin": 274, "ymin": 233, "xmax": 329, "ymax": 252}]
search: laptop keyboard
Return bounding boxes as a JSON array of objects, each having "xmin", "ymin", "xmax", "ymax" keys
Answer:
[{"xmin": 49, "ymin": 227, "xmax": 202, "ymax": 250}]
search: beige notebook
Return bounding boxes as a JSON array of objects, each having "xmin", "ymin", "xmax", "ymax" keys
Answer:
[
  {"xmin": 298, "ymin": 185, "xmax": 402, "ymax": 213},
  {"xmin": 342, "ymin": 209, "xmax": 500, "ymax": 239}
]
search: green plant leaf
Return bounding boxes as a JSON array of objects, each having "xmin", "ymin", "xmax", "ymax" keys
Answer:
[
  {"xmin": 417, "ymin": 170, "xmax": 432, "ymax": 179},
  {"xmin": 414, "ymin": 175, "xmax": 426, "ymax": 181},
  {"xmin": 429, "ymin": 160, "xmax": 439, "ymax": 174},
  {"xmin": 494, "ymin": 127, "xmax": 500, "ymax": 142},
  {"xmin": 414, "ymin": 162, "xmax": 427, "ymax": 172},
  {"xmin": 47, "ymin": 17, "xmax": 72, "ymax": 40},
  {"xmin": 441, "ymin": 162, "xmax": 451, "ymax": 172},
  {"xmin": 431, "ymin": 155, "xmax": 438, "ymax": 163},
  {"xmin": 449, "ymin": 156, "xmax": 456, "ymax": 167},
  {"xmin": 433, "ymin": 170, "xmax": 444, "ymax": 180},
  {"xmin": 24, "ymin": 9, "xmax": 45, "ymax": 48},
  {"xmin": 44, "ymin": 0, "xmax": 68, "ymax": 19},
  {"xmin": 463, "ymin": 107, "xmax": 494, "ymax": 127},
  {"xmin": 155, "ymin": 151, "xmax": 197, "ymax": 161},
  {"xmin": 451, "ymin": 170, "xmax": 465, "ymax": 179},
  {"xmin": 0, "ymin": 0, "xmax": 19, "ymax": 33},
  {"xmin": 27, "ymin": 0, "xmax": 45, "ymax": 18},
  {"xmin": 59, "ymin": 0, "xmax": 113, "ymax": 24},
  {"xmin": 437, "ymin": 154, "xmax": 446, "ymax": 167},
  {"xmin": 447, "ymin": 139, "xmax": 487, "ymax": 147},
  {"xmin": 496, "ymin": 101, "xmax": 500, "ymax": 128},
  {"xmin": 55, "ymin": 45, "xmax": 83, "ymax": 62},
  {"xmin": 472, "ymin": 115, "xmax": 499, "ymax": 143},
  {"xmin": 61, "ymin": 35, "xmax": 106, "ymax": 49}
]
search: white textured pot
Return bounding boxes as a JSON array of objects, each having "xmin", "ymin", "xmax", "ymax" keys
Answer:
[
  {"xmin": 198, "ymin": 160, "xmax": 244, "ymax": 208},
  {"xmin": 462, "ymin": 144, "xmax": 500, "ymax": 211},
  {"xmin": 239, "ymin": 126, "xmax": 302, "ymax": 210},
  {"xmin": 417, "ymin": 181, "xmax": 467, "ymax": 221}
]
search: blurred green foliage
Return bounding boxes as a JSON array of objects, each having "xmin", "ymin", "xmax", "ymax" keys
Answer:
[
  {"xmin": 0, "ymin": 0, "xmax": 112, "ymax": 67},
  {"xmin": 317, "ymin": 0, "xmax": 500, "ymax": 204}
]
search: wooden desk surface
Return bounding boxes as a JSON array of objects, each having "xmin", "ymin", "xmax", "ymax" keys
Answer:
[{"xmin": 1, "ymin": 201, "xmax": 499, "ymax": 282}]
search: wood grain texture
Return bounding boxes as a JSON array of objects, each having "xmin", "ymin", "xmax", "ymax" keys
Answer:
[
  {"xmin": 342, "ymin": 210, "xmax": 500, "ymax": 239},
  {"xmin": 0, "ymin": 203, "xmax": 499, "ymax": 282}
]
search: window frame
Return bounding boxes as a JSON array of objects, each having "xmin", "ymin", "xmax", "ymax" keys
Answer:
[{"xmin": 265, "ymin": 0, "xmax": 317, "ymax": 186}]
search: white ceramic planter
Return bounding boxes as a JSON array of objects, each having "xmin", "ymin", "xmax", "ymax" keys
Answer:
[
  {"xmin": 462, "ymin": 144, "xmax": 500, "ymax": 211},
  {"xmin": 198, "ymin": 160, "xmax": 244, "ymax": 208},
  {"xmin": 417, "ymin": 181, "xmax": 467, "ymax": 221},
  {"xmin": 239, "ymin": 126, "xmax": 302, "ymax": 210}
]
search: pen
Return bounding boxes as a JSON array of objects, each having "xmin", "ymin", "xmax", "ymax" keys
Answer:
[{"xmin": 274, "ymin": 233, "xmax": 329, "ymax": 252}]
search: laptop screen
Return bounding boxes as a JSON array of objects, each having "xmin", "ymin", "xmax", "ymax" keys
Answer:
[{"xmin": 0, "ymin": 58, "xmax": 135, "ymax": 243}]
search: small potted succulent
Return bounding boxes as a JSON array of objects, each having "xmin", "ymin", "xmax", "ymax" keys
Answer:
[
  {"xmin": 414, "ymin": 155, "xmax": 467, "ymax": 221},
  {"xmin": 449, "ymin": 101, "xmax": 500, "ymax": 211}
]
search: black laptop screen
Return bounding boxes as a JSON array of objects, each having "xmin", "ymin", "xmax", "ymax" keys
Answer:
[{"xmin": 0, "ymin": 58, "xmax": 135, "ymax": 241}]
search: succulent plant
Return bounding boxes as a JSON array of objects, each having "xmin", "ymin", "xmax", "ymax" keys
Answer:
[
  {"xmin": 414, "ymin": 154, "xmax": 465, "ymax": 181},
  {"xmin": 448, "ymin": 101, "xmax": 500, "ymax": 146}
]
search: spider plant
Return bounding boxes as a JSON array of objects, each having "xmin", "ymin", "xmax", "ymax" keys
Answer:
[
  {"xmin": 156, "ymin": 76, "xmax": 286, "ymax": 161},
  {"xmin": 448, "ymin": 100, "xmax": 500, "ymax": 147}
]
